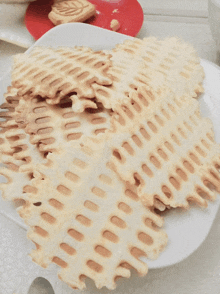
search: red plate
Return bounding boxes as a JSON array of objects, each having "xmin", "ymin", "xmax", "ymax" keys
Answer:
[{"xmin": 25, "ymin": 0, "xmax": 144, "ymax": 40}]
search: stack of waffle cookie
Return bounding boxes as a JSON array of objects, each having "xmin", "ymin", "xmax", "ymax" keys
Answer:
[{"xmin": 1, "ymin": 37, "xmax": 220, "ymax": 291}]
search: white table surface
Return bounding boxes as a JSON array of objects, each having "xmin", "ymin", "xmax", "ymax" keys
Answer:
[{"xmin": 1, "ymin": 1, "xmax": 220, "ymax": 294}]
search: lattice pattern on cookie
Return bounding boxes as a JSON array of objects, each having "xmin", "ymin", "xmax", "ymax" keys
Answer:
[
  {"xmin": 92, "ymin": 50, "xmax": 165, "ymax": 110},
  {"xmin": 14, "ymin": 96, "xmax": 111, "ymax": 156},
  {"xmin": 105, "ymin": 86, "xmax": 220, "ymax": 208},
  {"xmin": 11, "ymin": 46, "xmax": 112, "ymax": 102},
  {"xmin": 0, "ymin": 140, "xmax": 167, "ymax": 290},
  {"xmin": 0, "ymin": 98, "xmax": 47, "ymax": 174},
  {"xmin": 114, "ymin": 37, "xmax": 204, "ymax": 98},
  {"xmin": 0, "ymin": 89, "xmax": 24, "ymax": 165}
]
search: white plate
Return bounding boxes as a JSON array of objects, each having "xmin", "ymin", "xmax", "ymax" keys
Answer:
[
  {"xmin": 0, "ymin": 3, "xmax": 35, "ymax": 48},
  {"xmin": 1, "ymin": 23, "xmax": 220, "ymax": 271}
]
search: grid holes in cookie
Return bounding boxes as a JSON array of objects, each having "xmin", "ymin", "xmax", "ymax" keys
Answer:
[
  {"xmin": 203, "ymin": 179, "xmax": 217, "ymax": 191},
  {"xmin": 84, "ymin": 200, "xmax": 99, "ymax": 212},
  {"xmin": 113, "ymin": 150, "xmax": 123, "ymax": 162},
  {"xmin": 183, "ymin": 160, "xmax": 194, "ymax": 173},
  {"xmin": 164, "ymin": 141, "xmax": 174, "ymax": 153},
  {"xmin": 60, "ymin": 64, "xmax": 72, "ymax": 71},
  {"xmin": 137, "ymin": 93, "xmax": 149, "ymax": 107},
  {"xmin": 102, "ymin": 230, "xmax": 119, "ymax": 243},
  {"xmin": 122, "ymin": 142, "xmax": 135, "ymax": 156},
  {"xmin": 195, "ymin": 145, "xmax": 207, "ymax": 157},
  {"xmin": 162, "ymin": 185, "xmax": 173, "ymax": 198},
  {"xmin": 138, "ymin": 232, "xmax": 153, "ymax": 245},
  {"xmin": 209, "ymin": 169, "xmax": 220, "ymax": 181},
  {"xmin": 183, "ymin": 121, "xmax": 192, "ymax": 132},
  {"xmin": 65, "ymin": 122, "xmax": 81, "ymax": 129},
  {"xmin": 130, "ymin": 247, "xmax": 146, "ymax": 259},
  {"xmin": 68, "ymin": 67, "xmax": 80, "ymax": 75},
  {"xmin": 57, "ymin": 185, "xmax": 72, "ymax": 196},
  {"xmin": 91, "ymin": 186, "xmax": 106, "ymax": 198},
  {"xmin": 23, "ymin": 185, "xmax": 37, "ymax": 194},
  {"xmin": 189, "ymin": 115, "xmax": 198, "ymax": 126},
  {"xmin": 150, "ymin": 155, "xmax": 161, "ymax": 169},
  {"xmin": 118, "ymin": 202, "xmax": 132, "ymax": 214},
  {"xmin": 168, "ymin": 103, "xmax": 177, "ymax": 115},
  {"xmin": 207, "ymin": 132, "xmax": 214, "ymax": 142},
  {"xmin": 34, "ymin": 226, "xmax": 49, "ymax": 237},
  {"xmin": 91, "ymin": 117, "xmax": 106, "ymax": 125},
  {"xmin": 201, "ymin": 139, "xmax": 210, "ymax": 150},
  {"xmin": 171, "ymin": 133, "xmax": 180, "ymax": 146},
  {"xmin": 130, "ymin": 99, "xmax": 142, "ymax": 112},
  {"xmin": 65, "ymin": 171, "xmax": 80, "ymax": 183},
  {"xmin": 157, "ymin": 148, "xmax": 168, "ymax": 161},
  {"xmin": 95, "ymin": 128, "xmax": 107, "ymax": 135},
  {"xmin": 87, "ymin": 260, "xmax": 103, "ymax": 273},
  {"xmin": 147, "ymin": 121, "xmax": 157, "ymax": 133},
  {"xmin": 60, "ymin": 243, "xmax": 76, "ymax": 256},
  {"xmin": 67, "ymin": 133, "xmax": 82, "ymax": 141},
  {"xmin": 52, "ymin": 257, "xmax": 68, "ymax": 268},
  {"xmin": 155, "ymin": 115, "xmax": 164, "ymax": 126},
  {"xmin": 49, "ymin": 198, "xmax": 64, "ymax": 210},
  {"xmin": 68, "ymin": 228, "xmax": 84, "ymax": 242},
  {"xmin": 41, "ymin": 74, "xmax": 55, "ymax": 84},
  {"xmin": 72, "ymin": 158, "xmax": 87, "ymax": 169},
  {"xmin": 176, "ymin": 168, "xmax": 188, "ymax": 181},
  {"xmin": 7, "ymin": 134, "xmax": 23, "ymax": 142},
  {"xmin": 178, "ymin": 127, "xmax": 187, "ymax": 139},
  {"xmin": 142, "ymin": 164, "xmax": 154, "ymax": 177},
  {"xmin": 76, "ymin": 215, "xmax": 92, "ymax": 227},
  {"xmin": 196, "ymin": 187, "xmax": 212, "ymax": 201},
  {"xmin": 132, "ymin": 135, "xmax": 143, "ymax": 148},
  {"xmin": 99, "ymin": 174, "xmax": 112, "ymax": 185},
  {"xmin": 125, "ymin": 189, "xmax": 139, "ymax": 201},
  {"xmin": 35, "ymin": 116, "xmax": 51, "ymax": 124},
  {"xmin": 140, "ymin": 127, "xmax": 151, "ymax": 141},
  {"xmin": 95, "ymin": 245, "xmax": 112, "ymax": 258},
  {"xmin": 76, "ymin": 71, "xmax": 90, "ymax": 81},
  {"xmin": 121, "ymin": 105, "xmax": 134, "ymax": 119},
  {"xmin": 161, "ymin": 108, "xmax": 170, "ymax": 120},
  {"xmin": 41, "ymin": 212, "xmax": 56, "ymax": 224},
  {"xmin": 169, "ymin": 177, "xmax": 181, "ymax": 190},
  {"xmin": 144, "ymin": 218, "xmax": 159, "ymax": 231},
  {"xmin": 37, "ymin": 127, "xmax": 53, "ymax": 135},
  {"xmin": 110, "ymin": 216, "xmax": 126, "ymax": 229},
  {"xmin": 189, "ymin": 152, "xmax": 201, "ymax": 165}
]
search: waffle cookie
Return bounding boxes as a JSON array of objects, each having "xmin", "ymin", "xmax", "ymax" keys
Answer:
[
  {"xmin": 11, "ymin": 46, "xmax": 112, "ymax": 103},
  {"xmin": 1, "ymin": 36, "xmax": 219, "ymax": 291},
  {"xmin": 105, "ymin": 86, "xmax": 220, "ymax": 208},
  {"xmin": 0, "ymin": 137, "xmax": 168, "ymax": 290},
  {"xmin": 49, "ymin": 0, "xmax": 96, "ymax": 26},
  {"xmin": 92, "ymin": 38, "xmax": 204, "ymax": 111},
  {"xmin": 114, "ymin": 37, "xmax": 204, "ymax": 98}
]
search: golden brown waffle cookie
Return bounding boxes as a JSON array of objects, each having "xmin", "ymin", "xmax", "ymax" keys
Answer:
[
  {"xmin": 0, "ymin": 139, "xmax": 167, "ymax": 290},
  {"xmin": 11, "ymin": 46, "xmax": 112, "ymax": 102},
  {"xmin": 49, "ymin": 0, "xmax": 96, "ymax": 26},
  {"xmin": 114, "ymin": 37, "xmax": 204, "ymax": 98},
  {"xmin": 105, "ymin": 86, "xmax": 220, "ymax": 208},
  {"xmin": 93, "ymin": 37, "xmax": 204, "ymax": 111}
]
